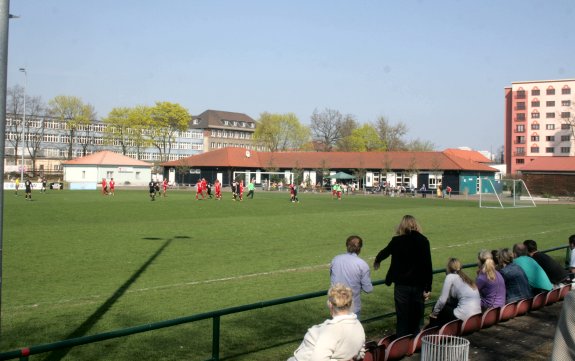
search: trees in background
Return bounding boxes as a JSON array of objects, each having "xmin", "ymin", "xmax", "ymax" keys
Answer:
[
  {"xmin": 254, "ymin": 112, "xmax": 310, "ymax": 152},
  {"xmin": 47, "ymin": 95, "xmax": 96, "ymax": 160}
]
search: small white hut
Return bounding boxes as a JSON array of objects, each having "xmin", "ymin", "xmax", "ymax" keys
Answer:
[{"xmin": 62, "ymin": 151, "xmax": 152, "ymax": 189}]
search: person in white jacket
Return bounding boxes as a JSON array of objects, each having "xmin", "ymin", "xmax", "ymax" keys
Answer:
[{"xmin": 288, "ymin": 284, "xmax": 365, "ymax": 361}]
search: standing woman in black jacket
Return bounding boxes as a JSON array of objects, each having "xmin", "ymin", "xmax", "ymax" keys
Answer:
[{"xmin": 373, "ymin": 215, "xmax": 433, "ymax": 337}]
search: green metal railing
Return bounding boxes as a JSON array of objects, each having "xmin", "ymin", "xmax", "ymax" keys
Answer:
[{"xmin": 0, "ymin": 245, "xmax": 569, "ymax": 361}]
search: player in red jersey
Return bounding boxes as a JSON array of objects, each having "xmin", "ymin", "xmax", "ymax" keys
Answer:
[
  {"xmin": 101, "ymin": 178, "xmax": 108, "ymax": 195},
  {"xmin": 238, "ymin": 180, "xmax": 244, "ymax": 201},
  {"xmin": 214, "ymin": 179, "xmax": 222, "ymax": 200},
  {"xmin": 109, "ymin": 178, "xmax": 115, "ymax": 196},
  {"xmin": 195, "ymin": 179, "xmax": 204, "ymax": 200},
  {"xmin": 162, "ymin": 179, "xmax": 168, "ymax": 197},
  {"xmin": 201, "ymin": 178, "xmax": 207, "ymax": 198}
]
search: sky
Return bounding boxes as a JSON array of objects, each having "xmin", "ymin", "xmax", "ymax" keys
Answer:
[{"xmin": 5, "ymin": 0, "xmax": 575, "ymax": 152}]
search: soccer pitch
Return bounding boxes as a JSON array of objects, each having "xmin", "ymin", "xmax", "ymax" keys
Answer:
[{"xmin": 1, "ymin": 189, "xmax": 573, "ymax": 360}]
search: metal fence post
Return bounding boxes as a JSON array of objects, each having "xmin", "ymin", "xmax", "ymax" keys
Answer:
[{"xmin": 212, "ymin": 315, "xmax": 220, "ymax": 361}]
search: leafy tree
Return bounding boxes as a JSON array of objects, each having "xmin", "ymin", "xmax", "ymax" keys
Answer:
[
  {"xmin": 560, "ymin": 107, "xmax": 575, "ymax": 145},
  {"xmin": 346, "ymin": 124, "xmax": 385, "ymax": 152},
  {"xmin": 47, "ymin": 95, "xmax": 95, "ymax": 159},
  {"xmin": 375, "ymin": 116, "xmax": 408, "ymax": 151},
  {"xmin": 146, "ymin": 102, "xmax": 191, "ymax": 162},
  {"xmin": 103, "ymin": 107, "xmax": 134, "ymax": 155},
  {"xmin": 128, "ymin": 105, "xmax": 154, "ymax": 160},
  {"xmin": 254, "ymin": 112, "xmax": 310, "ymax": 152}
]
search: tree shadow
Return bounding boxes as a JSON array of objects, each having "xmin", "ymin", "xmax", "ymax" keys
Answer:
[{"xmin": 43, "ymin": 237, "xmax": 175, "ymax": 361}]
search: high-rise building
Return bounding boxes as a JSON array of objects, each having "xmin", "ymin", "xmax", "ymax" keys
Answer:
[{"xmin": 504, "ymin": 79, "xmax": 575, "ymax": 174}]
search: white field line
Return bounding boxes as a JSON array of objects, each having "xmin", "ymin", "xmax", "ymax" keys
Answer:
[{"xmin": 9, "ymin": 228, "xmax": 566, "ymax": 311}]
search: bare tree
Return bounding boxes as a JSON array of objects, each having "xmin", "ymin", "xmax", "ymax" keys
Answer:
[
  {"xmin": 375, "ymin": 116, "xmax": 408, "ymax": 151},
  {"xmin": 310, "ymin": 108, "xmax": 356, "ymax": 151}
]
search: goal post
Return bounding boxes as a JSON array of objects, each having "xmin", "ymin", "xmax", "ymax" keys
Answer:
[{"xmin": 479, "ymin": 178, "xmax": 536, "ymax": 209}]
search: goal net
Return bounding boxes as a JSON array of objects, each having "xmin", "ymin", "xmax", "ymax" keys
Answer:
[{"xmin": 479, "ymin": 178, "xmax": 536, "ymax": 208}]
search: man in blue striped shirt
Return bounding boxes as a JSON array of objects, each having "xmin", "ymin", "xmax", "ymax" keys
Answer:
[{"xmin": 330, "ymin": 235, "xmax": 373, "ymax": 320}]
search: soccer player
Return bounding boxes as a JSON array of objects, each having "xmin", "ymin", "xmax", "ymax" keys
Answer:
[
  {"xmin": 24, "ymin": 177, "xmax": 33, "ymax": 200},
  {"xmin": 41, "ymin": 177, "xmax": 47, "ymax": 193},
  {"xmin": 201, "ymin": 178, "xmax": 208, "ymax": 198},
  {"xmin": 246, "ymin": 178, "xmax": 256, "ymax": 199},
  {"xmin": 148, "ymin": 179, "xmax": 156, "ymax": 201},
  {"xmin": 238, "ymin": 180, "xmax": 244, "ymax": 201},
  {"xmin": 162, "ymin": 179, "xmax": 168, "ymax": 197},
  {"xmin": 231, "ymin": 180, "xmax": 238, "ymax": 201},
  {"xmin": 14, "ymin": 177, "xmax": 20, "ymax": 195},
  {"xmin": 214, "ymin": 179, "xmax": 222, "ymax": 200},
  {"xmin": 195, "ymin": 179, "xmax": 203, "ymax": 200},
  {"xmin": 109, "ymin": 178, "xmax": 115, "ymax": 196},
  {"xmin": 101, "ymin": 178, "xmax": 108, "ymax": 195}
]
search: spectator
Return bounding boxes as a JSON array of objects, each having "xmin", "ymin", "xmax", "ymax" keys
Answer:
[
  {"xmin": 374, "ymin": 215, "xmax": 433, "ymax": 337},
  {"xmin": 496, "ymin": 248, "xmax": 533, "ymax": 303},
  {"xmin": 523, "ymin": 239, "xmax": 569, "ymax": 286},
  {"xmin": 429, "ymin": 258, "xmax": 481, "ymax": 327},
  {"xmin": 513, "ymin": 243, "xmax": 553, "ymax": 293},
  {"xmin": 568, "ymin": 235, "xmax": 575, "ymax": 274},
  {"xmin": 287, "ymin": 284, "xmax": 365, "ymax": 361},
  {"xmin": 551, "ymin": 289, "xmax": 575, "ymax": 360},
  {"xmin": 476, "ymin": 250, "xmax": 506, "ymax": 310},
  {"xmin": 330, "ymin": 236, "xmax": 373, "ymax": 319}
]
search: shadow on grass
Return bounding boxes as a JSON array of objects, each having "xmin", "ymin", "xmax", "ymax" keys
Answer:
[{"xmin": 43, "ymin": 237, "xmax": 176, "ymax": 361}]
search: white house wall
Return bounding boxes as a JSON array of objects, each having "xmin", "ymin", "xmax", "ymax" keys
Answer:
[{"xmin": 63, "ymin": 165, "xmax": 151, "ymax": 187}]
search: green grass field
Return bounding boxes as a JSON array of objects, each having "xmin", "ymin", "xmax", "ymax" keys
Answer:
[{"xmin": 1, "ymin": 189, "xmax": 573, "ymax": 360}]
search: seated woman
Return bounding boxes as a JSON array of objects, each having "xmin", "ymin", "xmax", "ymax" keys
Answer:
[
  {"xmin": 287, "ymin": 283, "xmax": 365, "ymax": 361},
  {"xmin": 429, "ymin": 258, "xmax": 481, "ymax": 327},
  {"xmin": 496, "ymin": 248, "xmax": 533, "ymax": 303},
  {"xmin": 476, "ymin": 249, "xmax": 506, "ymax": 310}
]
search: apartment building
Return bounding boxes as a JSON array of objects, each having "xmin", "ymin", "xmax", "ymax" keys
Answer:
[
  {"xmin": 190, "ymin": 110, "xmax": 263, "ymax": 152},
  {"xmin": 504, "ymin": 79, "xmax": 575, "ymax": 174},
  {"xmin": 4, "ymin": 114, "xmax": 205, "ymax": 175}
]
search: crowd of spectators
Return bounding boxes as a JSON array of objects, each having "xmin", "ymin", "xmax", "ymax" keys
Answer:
[{"xmin": 286, "ymin": 218, "xmax": 574, "ymax": 361}]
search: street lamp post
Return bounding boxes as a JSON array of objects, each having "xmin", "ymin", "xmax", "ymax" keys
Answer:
[{"xmin": 19, "ymin": 67, "xmax": 26, "ymax": 181}]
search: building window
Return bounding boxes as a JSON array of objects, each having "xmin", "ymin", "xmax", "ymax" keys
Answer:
[
  {"xmin": 531, "ymin": 135, "xmax": 539, "ymax": 141},
  {"xmin": 515, "ymin": 158, "xmax": 525, "ymax": 164},
  {"xmin": 546, "ymin": 136, "xmax": 555, "ymax": 141},
  {"xmin": 546, "ymin": 101, "xmax": 555, "ymax": 107},
  {"xmin": 516, "ymin": 113, "xmax": 525, "ymax": 121},
  {"xmin": 546, "ymin": 147, "xmax": 554, "ymax": 153},
  {"xmin": 531, "ymin": 100, "xmax": 540, "ymax": 107},
  {"xmin": 531, "ymin": 123, "xmax": 540, "ymax": 130},
  {"xmin": 561, "ymin": 135, "xmax": 570, "ymax": 141},
  {"xmin": 546, "ymin": 124, "xmax": 555, "ymax": 130},
  {"xmin": 531, "ymin": 111, "xmax": 540, "ymax": 119},
  {"xmin": 561, "ymin": 124, "xmax": 571, "ymax": 130},
  {"xmin": 516, "ymin": 125, "xmax": 525, "ymax": 132},
  {"xmin": 82, "ymin": 171, "xmax": 86, "ymax": 179},
  {"xmin": 516, "ymin": 102, "xmax": 526, "ymax": 110},
  {"xmin": 516, "ymin": 90, "xmax": 526, "ymax": 99},
  {"xmin": 136, "ymin": 172, "xmax": 140, "ymax": 179},
  {"xmin": 531, "ymin": 88, "xmax": 540, "ymax": 96},
  {"xmin": 546, "ymin": 113, "xmax": 555, "ymax": 118},
  {"xmin": 562, "ymin": 100, "xmax": 571, "ymax": 107},
  {"xmin": 547, "ymin": 87, "xmax": 555, "ymax": 95},
  {"xmin": 531, "ymin": 147, "xmax": 539, "ymax": 153},
  {"xmin": 515, "ymin": 147, "xmax": 525, "ymax": 155},
  {"xmin": 515, "ymin": 136, "xmax": 525, "ymax": 144},
  {"xmin": 561, "ymin": 147, "xmax": 571, "ymax": 153},
  {"xmin": 562, "ymin": 86, "xmax": 571, "ymax": 95},
  {"xmin": 561, "ymin": 112, "xmax": 571, "ymax": 118}
]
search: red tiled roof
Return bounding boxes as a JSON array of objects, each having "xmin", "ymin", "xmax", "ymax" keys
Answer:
[
  {"xmin": 62, "ymin": 151, "xmax": 152, "ymax": 167},
  {"xmin": 162, "ymin": 147, "xmax": 497, "ymax": 172},
  {"xmin": 517, "ymin": 156, "xmax": 575, "ymax": 172},
  {"xmin": 444, "ymin": 148, "xmax": 492, "ymax": 163}
]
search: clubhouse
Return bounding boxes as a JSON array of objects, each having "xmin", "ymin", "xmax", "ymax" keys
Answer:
[{"xmin": 161, "ymin": 147, "xmax": 498, "ymax": 195}]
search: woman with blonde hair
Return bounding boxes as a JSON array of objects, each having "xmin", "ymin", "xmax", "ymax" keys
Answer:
[
  {"xmin": 429, "ymin": 258, "xmax": 481, "ymax": 327},
  {"xmin": 288, "ymin": 284, "xmax": 365, "ymax": 361},
  {"xmin": 374, "ymin": 215, "xmax": 433, "ymax": 337},
  {"xmin": 476, "ymin": 249, "xmax": 506, "ymax": 310}
]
